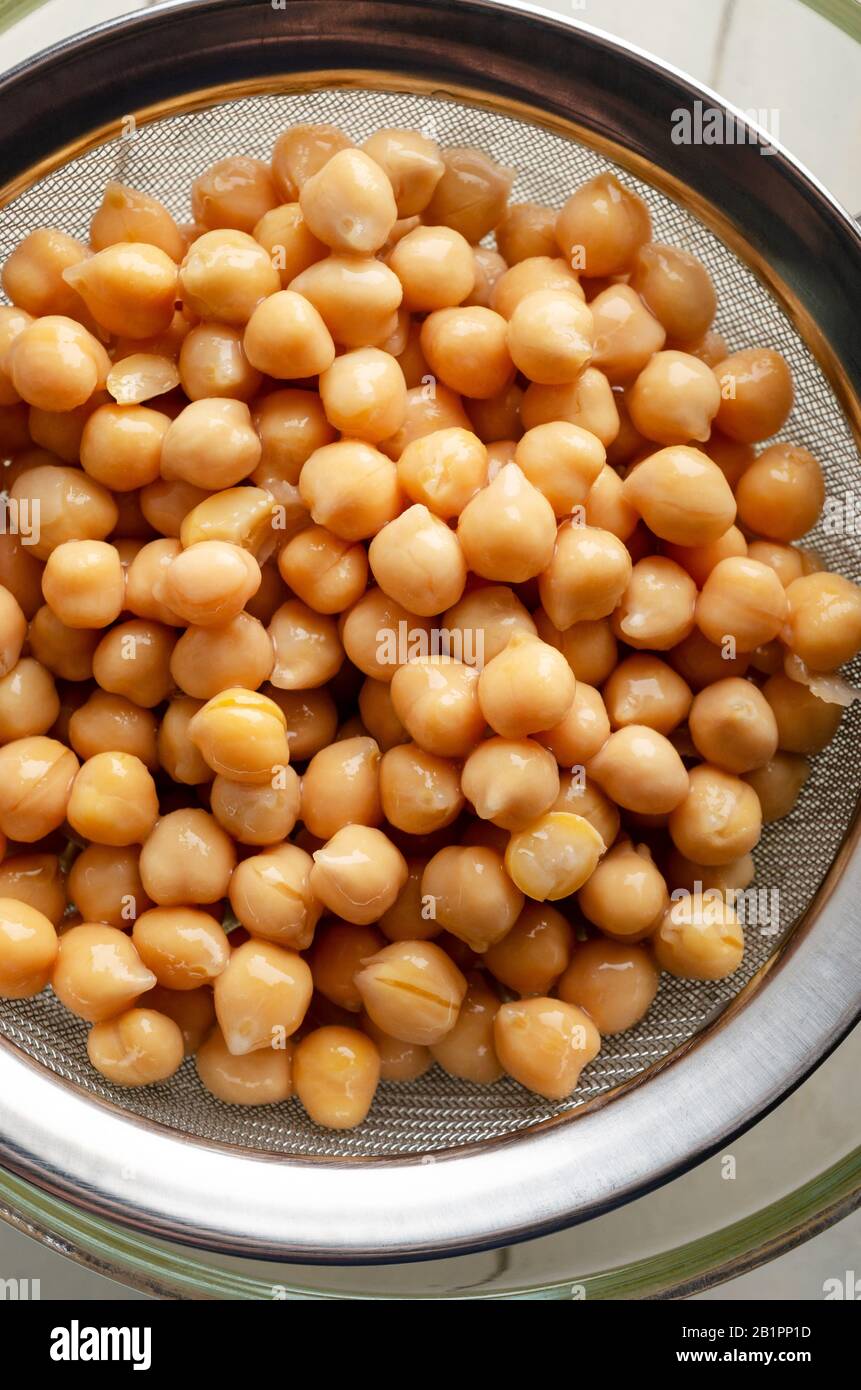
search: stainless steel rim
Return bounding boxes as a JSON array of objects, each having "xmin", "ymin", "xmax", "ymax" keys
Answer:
[{"xmin": 0, "ymin": 0, "xmax": 859, "ymax": 1262}]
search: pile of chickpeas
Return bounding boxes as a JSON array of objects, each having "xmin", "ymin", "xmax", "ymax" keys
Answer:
[{"xmin": 0, "ymin": 124, "xmax": 858, "ymax": 1132}]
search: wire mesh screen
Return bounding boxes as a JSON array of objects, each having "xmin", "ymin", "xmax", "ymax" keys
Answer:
[{"xmin": 0, "ymin": 87, "xmax": 858, "ymax": 1159}]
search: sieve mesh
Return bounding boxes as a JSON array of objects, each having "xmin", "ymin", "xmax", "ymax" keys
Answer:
[{"xmin": 0, "ymin": 87, "xmax": 858, "ymax": 1159}]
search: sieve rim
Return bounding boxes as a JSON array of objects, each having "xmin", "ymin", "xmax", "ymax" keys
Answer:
[{"xmin": 0, "ymin": 0, "xmax": 859, "ymax": 1261}]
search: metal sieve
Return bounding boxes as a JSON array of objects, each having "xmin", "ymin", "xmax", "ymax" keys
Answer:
[{"xmin": 0, "ymin": 0, "xmax": 859, "ymax": 1264}]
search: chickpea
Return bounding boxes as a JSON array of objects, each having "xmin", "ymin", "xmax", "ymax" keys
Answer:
[
  {"xmin": 466, "ymin": 384, "xmax": 523, "ymax": 448},
  {"xmin": 105, "ymin": 351, "xmax": 179, "ymax": 407},
  {"xmin": 494, "ymin": 997, "xmax": 601, "ymax": 1100},
  {"xmin": 89, "ymin": 179, "xmax": 185, "ymax": 260},
  {"xmin": 669, "ymin": 763, "xmax": 762, "ymax": 865},
  {"xmin": 0, "ymin": 586, "xmax": 26, "ymax": 680},
  {"xmin": 311, "ymin": 921, "xmax": 385, "ymax": 1012},
  {"xmin": 513, "ymin": 422, "xmax": 604, "ymax": 520},
  {"xmin": 784, "ymin": 572, "xmax": 861, "ymax": 672},
  {"xmin": 0, "ymin": 735, "xmax": 78, "ymax": 841},
  {"xmin": 535, "ymin": 681, "xmax": 610, "ymax": 767},
  {"xmin": 558, "ymin": 938, "xmax": 658, "ymax": 1035},
  {"xmin": 743, "ymin": 750, "xmax": 810, "ymax": 822},
  {"xmin": 361, "ymin": 1012, "xmax": 431, "ymax": 1082},
  {"xmin": 213, "ymin": 767, "xmax": 300, "ymax": 843},
  {"xmin": 653, "ymin": 892, "xmax": 744, "ymax": 980},
  {"xmin": 481, "ymin": 902, "xmax": 571, "ymax": 996},
  {"xmin": 298, "ymin": 147, "xmax": 397, "ymax": 255},
  {"xmin": 177, "ymin": 321, "xmax": 261, "ymax": 401},
  {"xmin": 299, "ymin": 735, "xmax": 381, "ymax": 839},
  {"xmin": 369, "ymin": 505, "xmax": 466, "ymax": 617},
  {"xmin": 493, "ymin": 255, "xmax": 584, "ymax": 320},
  {"xmin": 626, "ymin": 350, "xmax": 720, "ymax": 445},
  {"xmin": 489, "ymin": 202, "xmax": 553, "ymax": 265},
  {"xmin": 316, "ymin": 347, "xmax": 407, "ymax": 445},
  {"xmin": 294, "ymin": 1025, "xmax": 380, "ymax": 1130},
  {"xmin": 578, "ymin": 839, "xmax": 668, "ymax": 939},
  {"xmin": 420, "ymin": 306, "xmax": 513, "ymax": 400},
  {"xmin": 612, "ymin": 556, "xmax": 696, "ymax": 651},
  {"xmin": 505, "ymin": 811, "xmax": 605, "ymax": 901},
  {"xmin": 423, "ymin": 146, "xmax": 513, "ymax": 242},
  {"xmin": 388, "ymin": 655, "xmax": 483, "ymax": 759},
  {"xmin": 665, "ymin": 847, "xmax": 755, "ymax": 896},
  {"xmin": 762, "ymin": 672, "xmax": 843, "ymax": 754},
  {"xmin": 664, "ymin": 527, "xmax": 748, "ymax": 591},
  {"xmin": 376, "ymin": 742, "xmax": 462, "ymax": 835},
  {"xmin": 271, "ymin": 124, "xmax": 352, "ymax": 201},
  {"xmin": 421, "ymin": 845, "xmax": 523, "ymax": 951},
  {"xmin": 290, "ymin": 252, "xmax": 403, "ymax": 348},
  {"xmin": 0, "ymin": 657, "xmax": 60, "ymax": 743},
  {"xmin": 40, "ymin": 539, "xmax": 124, "ymax": 631},
  {"xmin": 629, "ymin": 243, "xmax": 716, "ymax": 341},
  {"xmin": 669, "ymin": 627, "xmax": 751, "ymax": 691},
  {"xmin": 79, "ymin": 402, "xmax": 169, "ymax": 492},
  {"xmin": 622, "ymin": 445, "xmax": 735, "ymax": 546},
  {"xmin": 0, "ymin": 897, "xmax": 59, "ymax": 997},
  {"xmin": 191, "ymin": 155, "xmax": 278, "ymax": 232},
  {"xmin": 253, "ymin": 387, "xmax": 335, "ymax": 486},
  {"xmin": 538, "ymin": 522, "xmax": 632, "ymax": 633},
  {"xmin": 375, "ymin": 857, "xmax": 438, "ymax": 941},
  {"xmin": 161, "ymin": 398, "xmax": 261, "ymax": 491},
  {"xmin": 275, "ymin": 525, "xmax": 365, "ymax": 617},
  {"xmin": 734, "ymin": 442, "xmax": 824, "ymax": 543},
  {"xmin": 603, "ymin": 655, "xmax": 689, "ymax": 742},
  {"xmin": 137, "ymin": 986, "xmax": 212, "ymax": 1057},
  {"xmin": 265, "ymin": 599, "xmax": 341, "ymax": 691},
  {"xmin": 459, "ymin": 737, "xmax": 557, "ymax": 831},
  {"xmin": 362, "ymin": 128, "xmax": 444, "ymax": 215},
  {"xmin": 241, "ymin": 289, "xmax": 335, "ymax": 380},
  {"xmin": 688, "ymin": 676, "xmax": 778, "ymax": 774},
  {"xmin": 67, "ymin": 751, "xmax": 159, "ymax": 847},
  {"xmin": 340, "ymin": 588, "xmax": 431, "ymax": 683},
  {"xmin": 551, "ymin": 771, "xmax": 620, "ymax": 849},
  {"xmin": 443, "ymin": 586, "xmax": 535, "ymax": 670},
  {"xmin": 521, "ymin": 367, "xmax": 620, "ymax": 448},
  {"xmin": 139, "ymin": 477, "xmax": 209, "ymax": 539},
  {"xmin": 356, "ymin": 677, "xmax": 408, "ymax": 753},
  {"xmin": 159, "ymin": 540, "xmax": 259, "ymax": 629},
  {"xmin": 171, "ymin": 611, "xmax": 273, "ymax": 698},
  {"xmin": 9, "ymin": 463, "xmax": 118, "ymax": 564},
  {"xmin": 299, "ymin": 440, "xmax": 401, "ymax": 542},
  {"xmin": 52, "ymin": 923, "xmax": 156, "ymax": 1021},
  {"xmin": 0, "ymin": 531, "xmax": 45, "ymax": 621},
  {"xmin": 556, "ymin": 173, "xmax": 650, "ymax": 277},
  {"xmin": 429, "ymin": 972, "xmax": 501, "ymax": 1084},
  {"xmin": 28, "ymin": 606, "xmax": 100, "ymax": 682},
  {"xmin": 2, "ymin": 227, "xmax": 90, "ymax": 318},
  {"xmin": 310, "ymin": 824, "xmax": 408, "ymax": 925},
  {"xmin": 94, "ymin": 619, "xmax": 177, "ymax": 707},
  {"xmin": 67, "ymin": 844, "xmax": 150, "ymax": 928},
  {"xmin": 186, "ymin": 686, "xmax": 289, "ymax": 785},
  {"xmin": 393, "ymin": 428, "xmax": 484, "ymax": 523},
  {"xmin": 85, "ymin": 1007, "xmax": 184, "ymax": 1087},
  {"xmin": 214, "ymin": 937, "xmax": 312, "ymax": 1054},
  {"xmin": 225, "ymin": 843, "xmax": 319, "ymax": 950},
  {"xmin": 506, "ymin": 289, "xmax": 594, "ymax": 386},
  {"xmin": 0, "ymin": 306, "xmax": 33, "ymax": 405},
  {"xmin": 696, "ymin": 556, "xmax": 788, "ymax": 652},
  {"xmin": 253, "ymin": 199, "xmax": 325, "ymax": 283},
  {"xmin": 179, "ymin": 229, "xmax": 280, "ymax": 323},
  {"xmin": 477, "ymin": 631, "xmax": 576, "ymax": 739},
  {"xmin": 386, "ymin": 226, "xmax": 475, "ymax": 316},
  {"xmin": 713, "ymin": 348, "xmax": 793, "ymax": 443},
  {"xmin": 355, "ymin": 938, "xmax": 466, "ymax": 1044},
  {"xmin": 154, "ymin": 696, "xmax": 210, "ymax": 785},
  {"xmin": 63, "ymin": 243, "xmax": 177, "ymax": 338},
  {"xmin": 745, "ymin": 540, "xmax": 803, "ymax": 588},
  {"xmin": 380, "ymin": 383, "xmax": 470, "ymax": 461},
  {"xmin": 179, "ymin": 486, "xmax": 278, "ymax": 559},
  {"xmin": 458, "ymin": 463, "xmax": 556, "ymax": 583},
  {"xmin": 588, "ymin": 283, "xmax": 666, "ymax": 384},
  {"xmin": 140, "ymin": 808, "xmax": 236, "ymax": 906},
  {"xmin": 267, "ymin": 685, "xmax": 338, "ymax": 761},
  {"xmin": 588, "ymin": 725, "xmax": 688, "ymax": 814},
  {"xmin": 132, "ymin": 907, "xmax": 229, "ymax": 990},
  {"xmin": 583, "ymin": 463, "xmax": 638, "ymax": 541},
  {"xmin": 196, "ymin": 1025, "xmax": 293, "ymax": 1104}
]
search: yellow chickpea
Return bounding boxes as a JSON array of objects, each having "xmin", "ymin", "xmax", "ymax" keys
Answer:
[
  {"xmin": 735, "ymin": 442, "xmax": 824, "ymax": 542},
  {"xmin": 2, "ymin": 227, "xmax": 90, "ymax": 318},
  {"xmin": 630, "ymin": 243, "xmax": 716, "ymax": 341},
  {"xmin": 252, "ymin": 201, "xmax": 326, "ymax": 287},
  {"xmin": 493, "ymin": 255, "xmax": 584, "ymax": 319},
  {"xmin": 160, "ymin": 540, "xmax": 260, "ymax": 628},
  {"xmin": 186, "ymin": 686, "xmax": 289, "ymax": 785},
  {"xmin": 179, "ymin": 229, "xmax": 280, "ymax": 323},
  {"xmin": 308, "ymin": 920, "xmax": 384, "ymax": 1013},
  {"xmin": 713, "ymin": 347, "xmax": 793, "ymax": 443},
  {"xmin": 535, "ymin": 681, "xmax": 611, "ymax": 767},
  {"xmin": 79, "ymin": 402, "xmax": 169, "ymax": 492},
  {"xmin": 63, "ymin": 243, "xmax": 177, "ymax": 338},
  {"xmin": 340, "ymin": 588, "xmax": 431, "ymax": 683},
  {"xmin": 784, "ymin": 572, "xmax": 861, "ymax": 672},
  {"xmin": 481, "ymin": 902, "xmax": 570, "ymax": 996},
  {"xmin": 86, "ymin": 1007, "xmax": 184, "ymax": 1086},
  {"xmin": 669, "ymin": 627, "xmax": 751, "ymax": 691},
  {"xmin": 0, "ymin": 735, "xmax": 79, "ymax": 841},
  {"xmin": 507, "ymin": 289, "xmax": 594, "ymax": 385},
  {"xmin": 460, "ymin": 737, "xmax": 558, "ymax": 830},
  {"xmin": 196, "ymin": 1025, "xmax": 293, "ymax": 1104},
  {"xmin": 420, "ymin": 306, "xmax": 514, "ymax": 400},
  {"xmin": 583, "ymin": 463, "xmax": 638, "ymax": 542},
  {"xmin": 290, "ymin": 253, "xmax": 403, "ymax": 348},
  {"xmin": 558, "ymin": 938, "xmax": 659, "ymax": 1034},
  {"xmin": 0, "ymin": 586, "xmax": 26, "ymax": 679},
  {"xmin": 492, "ymin": 201, "xmax": 555, "ymax": 264},
  {"xmin": 443, "ymin": 585, "xmax": 535, "ymax": 669},
  {"xmin": 300, "ymin": 735, "xmax": 381, "ymax": 839},
  {"xmin": 41, "ymin": 540, "xmax": 125, "ymax": 630},
  {"xmin": 317, "ymin": 348, "xmax": 405, "ymax": 445},
  {"xmin": 653, "ymin": 892, "xmax": 744, "ymax": 980},
  {"xmin": 374, "ymin": 856, "xmax": 438, "ymax": 942},
  {"xmin": 379, "ymin": 742, "xmax": 464, "ymax": 834},
  {"xmin": 743, "ymin": 751, "xmax": 810, "ymax": 822},
  {"xmin": 0, "ymin": 657, "xmax": 60, "ymax": 743},
  {"xmin": 90, "ymin": 180, "xmax": 185, "ymax": 260},
  {"xmin": 191, "ymin": 155, "xmax": 278, "ymax": 232},
  {"xmin": 669, "ymin": 763, "xmax": 762, "ymax": 865},
  {"xmin": 298, "ymin": 147, "xmax": 397, "ymax": 254},
  {"xmin": 362, "ymin": 127, "xmax": 444, "ymax": 216},
  {"xmin": 556, "ymin": 173, "xmax": 651, "ymax": 278},
  {"xmin": 214, "ymin": 937, "xmax": 312, "ymax": 1054},
  {"xmin": 0, "ymin": 898, "xmax": 58, "ymax": 997},
  {"xmin": 627, "ymin": 350, "xmax": 720, "ymax": 444},
  {"xmin": 298, "ymin": 439, "xmax": 401, "ymax": 541},
  {"xmin": 539, "ymin": 522, "xmax": 632, "ymax": 631},
  {"xmin": 10, "ymin": 463, "xmax": 118, "ymax": 562},
  {"xmin": 361, "ymin": 1012, "xmax": 431, "ymax": 1082},
  {"xmin": 388, "ymin": 224, "xmax": 475, "ymax": 311},
  {"xmin": 429, "ymin": 972, "xmax": 502, "ymax": 1085},
  {"xmin": 552, "ymin": 770, "xmax": 620, "ymax": 848},
  {"xmin": 696, "ymin": 556, "xmax": 789, "ymax": 652},
  {"xmin": 357, "ymin": 677, "xmax": 409, "ymax": 753},
  {"xmin": 271, "ymin": 123, "xmax": 353, "ymax": 201},
  {"xmin": 688, "ymin": 677, "xmax": 778, "ymax": 773},
  {"xmin": 227, "ymin": 842, "xmax": 320, "ymax": 949},
  {"xmin": 745, "ymin": 540, "xmax": 804, "ymax": 588},
  {"xmin": 494, "ymin": 997, "xmax": 601, "ymax": 1100},
  {"xmin": 665, "ymin": 847, "xmax": 755, "ymax": 896},
  {"xmin": 310, "ymin": 825, "xmax": 408, "ymax": 925},
  {"xmin": 177, "ymin": 321, "xmax": 262, "ymax": 401},
  {"xmin": 521, "ymin": 367, "xmax": 620, "ymax": 448},
  {"xmin": 132, "ymin": 907, "xmax": 229, "ymax": 990},
  {"xmin": 421, "ymin": 844, "xmax": 523, "ymax": 952},
  {"xmin": 276, "ymin": 525, "xmax": 366, "ymax": 616},
  {"xmin": 356, "ymin": 938, "xmax": 466, "ymax": 1044},
  {"xmin": 603, "ymin": 654, "xmax": 691, "ymax": 735},
  {"xmin": 380, "ymin": 382, "xmax": 471, "ymax": 460},
  {"xmin": 139, "ymin": 477, "xmax": 209, "ymax": 538},
  {"xmin": 139, "ymin": 808, "xmax": 236, "ymax": 906},
  {"xmin": 67, "ymin": 844, "xmax": 150, "ymax": 928},
  {"xmin": 505, "ymin": 811, "xmax": 605, "ymax": 901},
  {"xmin": 458, "ymin": 463, "xmax": 557, "ymax": 583},
  {"xmin": 395, "ymin": 426, "xmax": 486, "ymax": 521},
  {"xmin": 179, "ymin": 486, "xmax": 278, "ymax": 558},
  {"xmin": 294, "ymin": 1026, "xmax": 381, "ymax": 1130},
  {"xmin": 589, "ymin": 283, "xmax": 666, "ymax": 383},
  {"xmin": 162, "ymin": 397, "xmax": 261, "ymax": 491},
  {"xmin": 92, "ymin": 619, "xmax": 176, "ymax": 706},
  {"xmin": 264, "ymin": 599, "xmax": 340, "ymax": 691},
  {"xmin": 67, "ymin": 752, "xmax": 159, "ymax": 846},
  {"xmin": 478, "ymin": 631, "xmax": 576, "ymax": 738},
  {"xmin": 578, "ymin": 840, "xmax": 668, "ymax": 939},
  {"xmin": 210, "ymin": 769, "xmax": 300, "ymax": 845},
  {"xmin": 388, "ymin": 655, "xmax": 484, "ymax": 758},
  {"xmin": 761, "ymin": 672, "xmax": 843, "ymax": 754},
  {"xmin": 369, "ymin": 504, "xmax": 467, "ymax": 617},
  {"xmin": 170, "ymin": 611, "xmax": 273, "ymax": 698},
  {"xmin": 242, "ymin": 289, "xmax": 335, "ymax": 379},
  {"xmin": 52, "ymin": 923, "xmax": 156, "ymax": 1021},
  {"xmin": 253, "ymin": 387, "xmax": 335, "ymax": 487},
  {"xmin": 28, "ymin": 607, "xmax": 100, "ymax": 682},
  {"xmin": 663, "ymin": 526, "xmax": 748, "ymax": 590},
  {"xmin": 7, "ymin": 316, "xmax": 110, "ymax": 413},
  {"xmin": 612, "ymin": 556, "xmax": 696, "ymax": 651},
  {"xmin": 0, "ymin": 305, "xmax": 34, "ymax": 405},
  {"xmin": 622, "ymin": 445, "xmax": 735, "ymax": 545},
  {"xmin": 423, "ymin": 146, "xmax": 513, "ymax": 241},
  {"xmin": 588, "ymin": 724, "xmax": 689, "ymax": 814}
]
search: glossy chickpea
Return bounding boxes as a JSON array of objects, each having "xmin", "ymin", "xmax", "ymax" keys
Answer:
[
  {"xmin": 276, "ymin": 526, "xmax": 366, "ymax": 617},
  {"xmin": 214, "ymin": 937, "xmax": 312, "ymax": 1054},
  {"xmin": 513, "ymin": 424, "xmax": 603, "ymax": 522},
  {"xmin": 669, "ymin": 763, "xmax": 762, "ymax": 865},
  {"xmin": 494, "ymin": 997, "xmax": 601, "ymax": 1100},
  {"xmin": 340, "ymin": 589, "xmax": 431, "ymax": 683},
  {"xmin": 603, "ymin": 654, "xmax": 691, "ymax": 735},
  {"xmin": 589, "ymin": 283, "xmax": 666, "ymax": 384},
  {"xmin": 421, "ymin": 305, "xmax": 514, "ymax": 401},
  {"xmin": 588, "ymin": 725, "xmax": 688, "ymax": 814},
  {"xmin": 188, "ymin": 687, "xmax": 290, "ymax": 785},
  {"xmin": 253, "ymin": 387, "xmax": 335, "ymax": 485},
  {"xmin": 578, "ymin": 840, "xmax": 668, "ymax": 940},
  {"xmin": 196, "ymin": 1025, "xmax": 293, "ymax": 1103},
  {"xmin": 492, "ymin": 201, "xmax": 554, "ymax": 264},
  {"xmin": 271, "ymin": 124, "xmax": 352, "ymax": 201},
  {"xmin": 289, "ymin": 254, "xmax": 403, "ymax": 349},
  {"xmin": 478, "ymin": 631, "xmax": 575, "ymax": 738},
  {"xmin": 299, "ymin": 440, "xmax": 400, "ymax": 542},
  {"xmin": 466, "ymin": 382, "xmax": 523, "ymax": 445},
  {"xmin": 170, "ymin": 611, "xmax": 273, "ymax": 699},
  {"xmin": 300, "ymin": 735, "xmax": 382, "ymax": 839},
  {"xmin": 0, "ymin": 856, "xmax": 63, "ymax": 936},
  {"xmin": 664, "ymin": 847, "xmax": 755, "ymax": 896},
  {"xmin": 28, "ymin": 607, "xmax": 100, "ymax": 682},
  {"xmin": 0, "ymin": 657, "xmax": 60, "ymax": 743},
  {"xmin": 294, "ymin": 1025, "xmax": 380, "ymax": 1130},
  {"xmin": 688, "ymin": 677, "xmax": 778, "ymax": 773},
  {"xmin": 369, "ymin": 505, "xmax": 466, "ymax": 617},
  {"xmin": 521, "ymin": 367, "xmax": 620, "ymax": 448},
  {"xmin": 443, "ymin": 586, "xmax": 535, "ymax": 670},
  {"xmin": 379, "ymin": 742, "xmax": 464, "ymax": 834},
  {"xmin": 663, "ymin": 527, "xmax": 748, "ymax": 591},
  {"xmin": 179, "ymin": 229, "xmax": 280, "ymax": 323},
  {"xmin": 784, "ymin": 572, "xmax": 861, "ymax": 672},
  {"xmin": 745, "ymin": 540, "xmax": 803, "ymax": 588},
  {"xmin": 538, "ymin": 522, "xmax": 632, "ymax": 632},
  {"xmin": 535, "ymin": 681, "xmax": 610, "ymax": 767},
  {"xmin": 389, "ymin": 655, "xmax": 483, "ymax": 759},
  {"xmin": 743, "ymin": 751, "xmax": 810, "ymax": 822},
  {"xmin": 310, "ymin": 825, "xmax": 407, "ymax": 925},
  {"xmin": 558, "ymin": 938, "xmax": 658, "ymax": 1035},
  {"xmin": 0, "ymin": 587, "xmax": 26, "ymax": 678},
  {"xmin": 0, "ymin": 530, "xmax": 45, "ymax": 621},
  {"xmin": 507, "ymin": 289, "xmax": 594, "ymax": 385},
  {"xmin": 0, "ymin": 735, "xmax": 78, "ymax": 841},
  {"xmin": 696, "ymin": 556, "xmax": 789, "ymax": 652},
  {"xmin": 552, "ymin": 771, "xmax": 620, "ymax": 849},
  {"xmin": 179, "ymin": 486, "xmax": 278, "ymax": 558},
  {"xmin": 458, "ymin": 463, "xmax": 556, "ymax": 583},
  {"xmin": 67, "ymin": 844, "xmax": 150, "ymax": 928},
  {"xmin": 556, "ymin": 173, "xmax": 650, "ymax": 277},
  {"xmin": 622, "ymin": 445, "xmax": 735, "ymax": 545},
  {"xmin": 460, "ymin": 737, "xmax": 558, "ymax": 831},
  {"xmin": 629, "ymin": 243, "xmax": 716, "ymax": 341},
  {"xmin": 421, "ymin": 845, "xmax": 523, "ymax": 952},
  {"xmin": 376, "ymin": 857, "xmax": 439, "ymax": 942},
  {"xmin": 41, "ymin": 540, "xmax": 124, "ymax": 630},
  {"xmin": 357, "ymin": 678, "xmax": 408, "ymax": 753},
  {"xmin": 355, "ymin": 938, "xmax": 466, "ymax": 1044},
  {"xmin": 242, "ymin": 289, "xmax": 335, "ymax": 379},
  {"xmin": 11, "ymin": 464, "xmax": 117, "ymax": 562},
  {"xmin": 228, "ymin": 842, "xmax": 320, "ymax": 950},
  {"xmin": 735, "ymin": 443, "xmax": 824, "ymax": 542},
  {"xmin": 52, "ymin": 923, "xmax": 156, "ymax": 1021},
  {"xmin": 713, "ymin": 348, "xmax": 793, "ymax": 443},
  {"xmin": 0, "ymin": 898, "xmax": 58, "ymax": 997},
  {"xmin": 310, "ymin": 921, "xmax": 385, "ymax": 1013},
  {"xmin": 298, "ymin": 147, "xmax": 397, "ymax": 254},
  {"xmin": 582, "ymin": 466, "xmax": 637, "ymax": 545},
  {"xmin": 761, "ymin": 672, "xmax": 843, "ymax": 754},
  {"xmin": 0, "ymin": 306, "xmax": 34, "ymax": 405},
  {"xmin": 318, "ymin": 348, "xmax": 406, "ymax": 443},
  {"xmin": 653, "ymin": 893, "xmax": 744, "ymax": 980},
  {"xmin": 263, "ymin": 600, "xmax": 340, "ymax": 691},
  {"xmin": 67, "ymin": 752, "xmax": 158, "ymax": 847},
  {"xmin": 493, "ymin": 255, "xmax": 584, "ymax": 320},
  {"xmin": 627, "ymin": 351, "xmax": 720, "ymax": 444},
  {"xmin": 139, "ymin": 477, "xmax": 209, "ymax": 538},
  {"xmin": 265, "ymin": 686, "xmax": 337, "ymax": 762},
  {"xmin": 430, "ymin": 973, "xmax": 502, "ymax": 1084},
  {"xmin": 138, "ymin": 986, "xmax": 213, "ymax": 1058},
  {"xmin": 612, "ymin": 556, "xmax": 696, "ymax": 651},
  {"xmin": 360, "ymin": 1012, "xmax": 431, "ymax": 1082},
  {"xmin": 139, "ymin": 808, "xmax": 235, "ymax": 906},
  {"xmin": 90, "ymin": 180, "xmax": 185, "ymax": 259},
  {"xmin": 161, "ymin": 398, "xmax": 261, "ymax": 491},
  {"xmin": 252, "ymin": 201, "xmax": 325, "ymax": 287},
  {"xmin": 63, "ymin": 243, "xmax": 177, "ymax": 338},
  {"xmin": 155, "ymin": 696, "xmax": 211, "ymax": 785},
  {"xmin": 505, "ymin": 811, "xmax": 605, "ymax": 901},
  {"xmin": 2, "ymin": 227, "xmax": 90, "ymax": 318},
  {"xmin": 86, "ymin": 1007, "xmax": 184, "ymax": 1087},
  {"xmin": 669, "ymin": 627, "xmax": 751, "ymax": 691},
  {"xmin": 212, "ymin": 769, "xmax": 300, "ymax": 844},
  {"xmin": 423, "ymin": 146, "xmax": 513, "ymax": 242},
  {"xmin": 79, "ymin": 402, "xmax": 169, "ymax": 492},
  {"xmin": 379, "ymin": 383, "xmax": 470, "ymax": 461},
  {"xmin": 93, "ymin": 619, "xmax": 176, "ymax": 707},
  {"xmin": 362, "ymin": 127, "xmax": 444, "ymax": 216},
  {"xmin": 482, "ymin": 902, "xmax": 571, "ymax": 996},
  {"xmin": 177, "ymin": 321, "xmax": 262, "ymax": 401},
  {"xmin": 395, "ymin": 428, "xmax": 485, "ymax": 522},
  {"xmin": 191, "ymin": 155, "xmax": 278, "ymax": 232},
  {"xmin": 132, "ymin": 907, "xmax": 229, "ymax": 990},
  {"xmin": 388, "ymin": 224, "xmax": 475, "ymax": 313},
  {"xmin": 160, "ymin": 540, "xmax": 260, "ymax": 628}
]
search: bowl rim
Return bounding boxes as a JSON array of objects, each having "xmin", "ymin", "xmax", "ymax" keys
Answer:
[{"xmin": 0, "ymin": 0, "xmax": 859, "ymax": 1262}]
